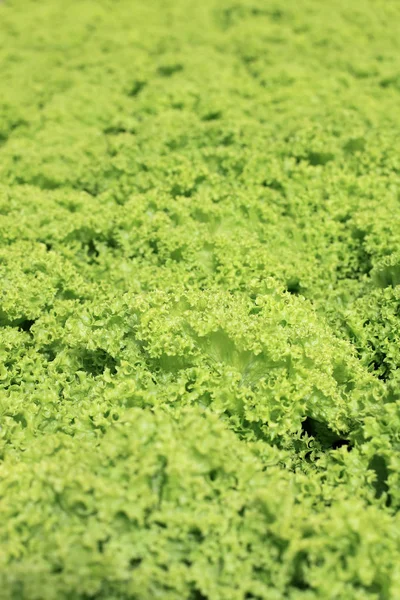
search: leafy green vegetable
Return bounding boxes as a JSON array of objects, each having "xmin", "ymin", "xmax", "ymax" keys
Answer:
[{"xmin": 1, "ymin": 0, "xmax": 400, "ymax": 598}]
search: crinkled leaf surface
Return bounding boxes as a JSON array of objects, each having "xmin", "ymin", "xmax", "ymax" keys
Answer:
[{"xmin": 1, "ymin": 0, "xmax": 400, "ymax": 598}]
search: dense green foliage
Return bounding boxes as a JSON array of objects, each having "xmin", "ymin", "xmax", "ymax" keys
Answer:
[{"xmin": 1, "ymin": 0, "xmax": 400, "ymax": 598}]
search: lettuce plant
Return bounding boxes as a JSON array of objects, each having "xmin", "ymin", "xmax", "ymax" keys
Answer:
[{"xmin": 1, "ymin": 0, "xmax": 400, "ymax": 598}]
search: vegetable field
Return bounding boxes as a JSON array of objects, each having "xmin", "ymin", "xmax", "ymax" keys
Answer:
[{"xmin": 1, "ymin": 0, "xmax": 400, "ymax": 598}]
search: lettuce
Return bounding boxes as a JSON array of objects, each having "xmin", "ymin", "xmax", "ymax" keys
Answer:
[{"xmin": 1, "ymin": 0, "xmax": 400, "ymax": 598}]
